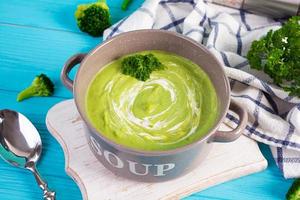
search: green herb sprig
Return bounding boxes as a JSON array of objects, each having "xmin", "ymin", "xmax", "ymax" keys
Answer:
[
  {"xmin": 121, "ymin": 0, "xmax": 132, "ymax": 10},
  {"xmin": 247, "ymin": 16, "xmax": 300, "ymax": 97},
  {"xmin": 286, "ymin": 179, "xmax": 300, "ymax": 200}
]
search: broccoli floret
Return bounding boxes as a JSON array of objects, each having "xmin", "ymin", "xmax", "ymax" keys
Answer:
[
  {"xmin": 17, "ymin": 74, "xmax": 54, "ymax": 102},
  {"xmin": 121, "ymin": 53, "xmax": 164, "ymax": 81},
  {"xmin": 75, "ymin": 0, "xmax": 111, "ymax": 37},
  {"xmin": 286, "ymin": 179, "xmax": 300, "ymax": 200}
]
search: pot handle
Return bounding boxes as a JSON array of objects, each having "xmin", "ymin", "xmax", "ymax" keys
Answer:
[
  {"xmin": 61, "ymin": 53, "xmax": 87, "ymax": 91},
  {"xmin": 211, "ymin": 100, "xmax": 248, "ymax": 143}
]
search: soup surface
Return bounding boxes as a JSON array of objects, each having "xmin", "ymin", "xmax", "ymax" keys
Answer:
[{"xmin": 86, "ymin": 51, "xmax": 219, "ymax": 151}]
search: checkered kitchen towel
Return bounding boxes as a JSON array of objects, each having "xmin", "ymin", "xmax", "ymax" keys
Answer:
[{"xmin": 103, "ymin": 0, "xmax": 300, "ymax": 178}]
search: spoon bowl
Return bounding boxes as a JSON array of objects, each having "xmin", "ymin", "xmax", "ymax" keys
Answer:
[{"xmin": 0, "ymin": 109, "xmax": 55, "ymax": 200}]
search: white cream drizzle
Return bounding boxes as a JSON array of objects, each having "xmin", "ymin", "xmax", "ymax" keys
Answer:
[{"xmin": 103, "ymin": 69, "xmax": 202, "ymax": 145}]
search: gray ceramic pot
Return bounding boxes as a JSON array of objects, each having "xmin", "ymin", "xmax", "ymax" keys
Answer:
[{"xmin": 61, "ymin": 30, "xmax": 248, "ymax": 182}]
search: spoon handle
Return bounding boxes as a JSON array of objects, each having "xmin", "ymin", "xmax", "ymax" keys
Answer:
[{"xmin": 26, "ymin": 162, "xmax": 56, "ymax": 200}]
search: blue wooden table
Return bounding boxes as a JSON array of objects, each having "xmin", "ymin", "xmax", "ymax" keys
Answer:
[{"xmin": 0, "ymin": 0, "xmax": 293, "ymax": 199}]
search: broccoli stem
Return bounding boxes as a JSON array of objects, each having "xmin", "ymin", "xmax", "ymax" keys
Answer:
[
  {"xmin": 17, "ymin": 86, "xmax": 37, "ymax": 102},
  {"xmin": 121, "ymin": 0, "xmax": 132, "ymax": 10}
]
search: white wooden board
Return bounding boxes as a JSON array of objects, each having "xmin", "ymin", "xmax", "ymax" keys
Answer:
[{"xmin": 46, "ymin": 100, "xmax": 267, "ymax": 200}]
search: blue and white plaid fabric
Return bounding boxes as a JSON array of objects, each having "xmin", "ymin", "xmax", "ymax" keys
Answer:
[{"xmin": 103, "ymin": 0, "xmax": 300, "ymax": 178}]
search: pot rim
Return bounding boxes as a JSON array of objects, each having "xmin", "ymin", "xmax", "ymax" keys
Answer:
[{"xmin": 73, "ymin": 29, "xmax": 231, "ymax": 156}]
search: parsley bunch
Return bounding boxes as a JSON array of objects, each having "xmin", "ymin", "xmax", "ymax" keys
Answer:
[
  {"xmin": 247, "ymin": 16, "xmax": 300, "ymax": 97},
  {"xmin": 121, "ymin": 53, "xmax": 164, "ymax": 81}
]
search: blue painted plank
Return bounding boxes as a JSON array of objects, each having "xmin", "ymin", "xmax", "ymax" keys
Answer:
[
  {"xmin": 0, "ymin": 24, "xmax": 100, "ymax": 98},
  {"xmin": 0, "ymin": 0, "xmax": 144, "ymax": 34}
]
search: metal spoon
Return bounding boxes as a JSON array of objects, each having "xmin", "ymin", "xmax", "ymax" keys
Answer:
[{"xmin": 0, "ymin": 109, "xmax": 55, "ymax": 200}]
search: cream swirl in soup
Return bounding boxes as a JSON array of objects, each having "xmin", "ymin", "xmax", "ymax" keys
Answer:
[{"xmin": 86, "ymin": 51, "xmax": 219, "ymax": 151}]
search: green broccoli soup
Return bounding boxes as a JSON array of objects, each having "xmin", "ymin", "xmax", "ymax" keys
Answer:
[{"xmin": 86, "ymin": 51, "xmax": 219, "ymax": 151}]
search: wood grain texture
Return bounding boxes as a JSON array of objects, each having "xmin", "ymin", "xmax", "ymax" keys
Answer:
[
  {"xmin": 46, "ymin": 100, "xmax": 267, "ymax": 200},
  {"xmin": 0, "ymin": 0, "xmax": 144, "ymax": 33},
  {"xmin": 0, "ymin": 0, "xmax": 294, "ymax": 199}
]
